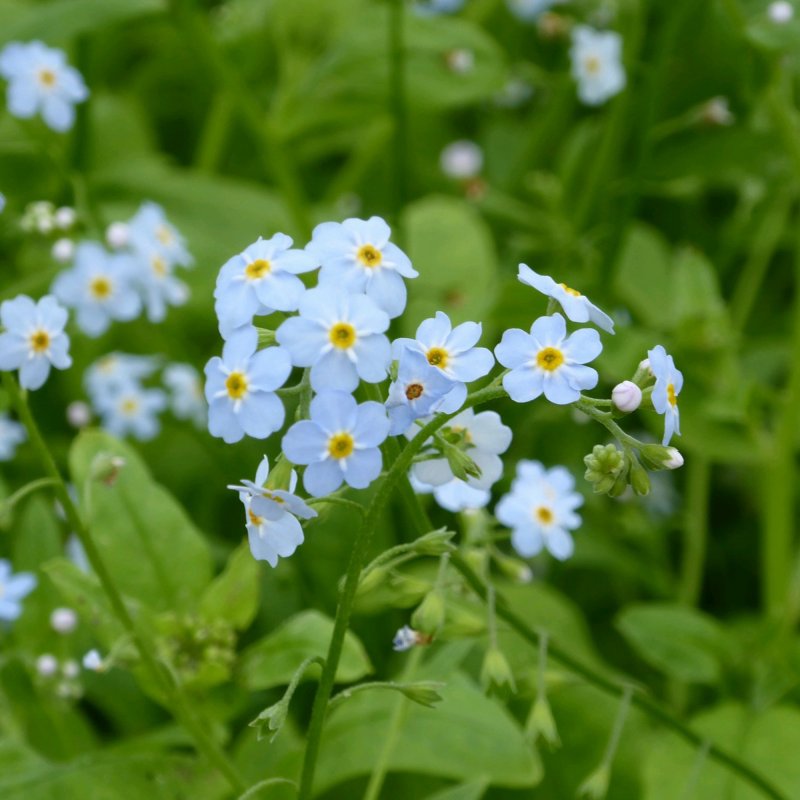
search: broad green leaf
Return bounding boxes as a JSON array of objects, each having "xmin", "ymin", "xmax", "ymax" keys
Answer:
[
  {"xmin": 644, "ymin": 703, "xmax": 800, "ymax": 799},
  {"xmin": 314, "ymin": 671, "xmax": 541, "ymax": 793},
  {"xmin": 0, "ymin": 0, "xmax": 164, "ymax": 45},
  {"xmin": 402, "ymin": 195, "xmax": 499, "ymax": 334},
  {"xmin": 199, "ymin": 543, "xmax": 260, "ymax": 631},
  {"xmin": 238, "ymin": 610, "xmax": 372, "ymax": 690},
  {"xmin": 616, "ymin": 603, "xmax": 732, "ymax": 684},
  {"xmin": 68, "ymin": 430, "xmax": 213, "ymax": 613},
  {"xmin": 425, "ymin": 778, "xmax": 489, "ymax": 800}
]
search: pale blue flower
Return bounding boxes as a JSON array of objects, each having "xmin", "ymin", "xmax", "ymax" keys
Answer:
[
  {"xmin": 393, "ymin": 311, "xmax": 494, "ymax": 414},
  {"xmin": 495, "ymin": 313, "xmax": 601, "ymax": 405},
  {"xmin": 410, "ymin": 408, "xmax": 512, "ymax": 490},
  {"xmin": 0, "ymin": 193, "xmax": 5, "ymax": 213},
  {"xmin": 570, "ymin": 26, "xmax": 626, "ymax": 107},
  {"xmin": 52, "ymin": 242, "xmax": 142, "ymax": 337},
  {"xmin": 307, "ymin": 216, "xmax": 418, "ymax": 319},
  {"xmin": 0, "ymin": 558, "xmax": 37, "ymax": 621},
  {"xmin": 0, "ymin": 414, "xmax": 25, "ymax": 461},
  {"xmin": 517, "ymin": 264, "xmax": 615, "ymax": 334},
  {"xmin": 230, "ymin": 456, "xmax": 317, "ymax": 566},
  {"xmin": 127, "ymin": 202, "xmax": 192, "ymax": 267},
  {"xmin": 386, "ymin": 349, "xmax": 455, "ymax": 435},
  {"xmin": 0, "ymin": 41, "xmax": 88, "ymax": 132},
  {"xmin": 496, "ymin": 461, "xmax": 583, "ymax": 560},
  {"xmin": 84, "ymin": 352, "xmax": 159, "ymax": 408},
  {"xmin": 506, "ymin": 0, "xmax": 556, "ymax": 21},
  {"xmin": 414, "ymin": 0, "xmax": 465, "ymax": 16},
  {"xmin": 410, "ymin": 473, "xmax": 491, "ymax": 513},
  {"xmin": 215, "ymin": 234, "xmax": 317, "ymax": 336},
  {"xmin": 0, "ymin": 294, "xmax": 72, "ymax": 390},
  {"xmin": 392, "ymin": 625, "xmax": 421, "ymax": 651},
  {"xmin": 163, "ymin": 363, "xmax": 206, "ymax": 426},
  {"xmin": 282, "ymin": 391, "xmax": 389, "ymax": 497},
  {"xmin": 204, "ymin": 326, "xmax": 291, "ymax": 444},
  {"xmin": 130, "ymin": 245, "xmax": 189, "ymax": 323},
  {"xmin": 94, "ymin": 383, "xmax": 167, "ymax": 441},
  {"xmin": 276, "ymin": 286, "xmax": 391, "ymax": 393},
  {"xmin": 648, "ymin": 345, "xmax": 683, "ymax": 445}
]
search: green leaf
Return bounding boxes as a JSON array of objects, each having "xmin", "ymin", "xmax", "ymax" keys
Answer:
[
  {"xmin": 237, "ymin": 610, "xmax": 372, "ymax": 690},
  {"xmin": 616, "ymin": 603, "xmax": 732, "ymax": 684},
  {"xmin": 0, "ymin": 0, "xmax": 164, "ymax": 45},
  {"xmin": 313, "ymin": 671, "xmax": 541, "ymax": 793},
  {"xmin": 199, "ymin": 543, "xmax": 260, "ymax": 631},
  {"xmin": 644, "ymin": 703, "xmax": 800, "ymax": 799},
  {"xmin": 402, "ymin": 195, "xmax": 499, "ymax": 334},
  {"xmin": 68, "ymin": 430, "xmax": 213, "ymax": 613},
  {"xmin": 425, "ymin": 779, "xmax": 489, "ymax": 800}
]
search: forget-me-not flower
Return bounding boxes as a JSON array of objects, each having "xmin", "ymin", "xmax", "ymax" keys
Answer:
[
  {"xmin": 308, "ymin": 216, "xmax": 418, "ymax": 319},
  {"xmin": 282, "ymin": 391, "xmax": 390, "ymax": 497},
  {"xmin": 0, "ymin": 294, "xmax": 72, "ymax": 390},
  {"xmin": 496, "ymin": 460, "xmax": 583, "ymax": 560},
  {"xmin": 386, "ymin": 348, "xmax": 456, "ymax": 435},
  {"xmin": 204, "ymin": 326, "xmax": 291, "ymax": 443},
  {"xmin": 127, "ymin": 201, "xmax": 192, "ymax": 267},
  {"xmin": 52, "ymin": 242, "xmax": 142, "ymax": 337},
  {"xmin": 214, "ymin": 234, "xmax": 317, "ymax": 336},
  {"xmin": 0, "ymin": 414, "xmax": 25, "ymax": 461},
  {"xmin": 517, "ymin": 264, "xmax": 614, "ymax": 333},
  {"xmin": 94, "ymin": 384, "xmax": 167, "ymax": 441},
  {"xmin": 0, "ymin": 559, "xmax": 37, "ymax": 622},
  {"xmin": 569, "ymin": 26, "xmax": 626, "ymax": 107},
  {"xmin": 276, "ymin": 286, "xmax": 391, "ymax": 393},
  {"xmin": 130, "ymin": 245, "xmax": 189, "ymax": 323},
  {"xmin": 393, "ymin": 311, "xmax": 494, "ymax": 414},
  {"xmin": 648, "ymin": 345, "xmax": 683, "ymax": 445},
  {"xmin": 0, "ymin": 41, "xmax": 88, "ymax": 131},
  {"xmin": 230, "ymin": 456, "xmax": 317, "ymax": 566},
  {"xmin": 506, "ymin": 0, "xmax": 557, "ymax": 21},
  {"xmin": 495, "ymin": 313, "xmax": 601, "ymax": 405},
  {"xmin": 84, "ymin": 352, "xmax": 158, "ymax": 408},
  {"xmin": 163, "ymin": 363, "xmax": 206, "ymax": 426},
  {"xmin": 411, "ymin": 472, "xmax": 491, "ymax": 513}
]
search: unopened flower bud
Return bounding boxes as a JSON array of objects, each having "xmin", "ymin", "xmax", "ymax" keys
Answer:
[
  {"xmin": 700, "ymin": 96, "xmax": 734, "ymax": 127},
  {"xmin": 629, "ymin": 459, "xmax": 651, "ymax": 497},
  {"xmin": 392, "ymin": 625, "xmax": 421, "ymax": 652},
  {"xmin": 769, "ymin": 1, "xmax": 794, "ymax": 23},
  {"xmin": 440, "ymin": 140, "xmax": 483, "ymax": 180},
  {"xmin": 443, "ymin": 442, "xmax": 482, "ymax": 482},
  {"xmin": 66, "ymin": 400, "xmax": 91, "ymax": 429},
  {"xmin": 395, "ymin": 681, "xmax": 445, "ymax": 708},
  {"xmin": 640, "ymin": 444, "xmax": 684, "ymax": 471},
  {"xmin": 663, "ymin": 447, "xmax": 684, "ymax": 469},
  {"xmin": 82, "ymin": 649, "xmax": 104, "ymax": 672},
  {"xmin": 481, "ymin": 646, "xmax": 516, "ymax": 693},
  {"xmin": 608, "ymin": 467, "xmax": 630, "ymax": 498},
  {"xmin": 36, "ymin": 653, "xmax": 59, "ymax": 677},
  {"xmin": 412, "ymin": 528, "xmax": 455, "ymax": 556},
  {"xmin": 492, "ymin": 549, "xmax": 534, "ymax": 583},
  {"xmin": 50, "ymin": 607, "xmax": 77, "ymax": 634},
  {"xmin": 411, "ymin": 590, "xmax": 446, "ymax": 635},
  {"xmin": 62, "ymin": 659, "xmax": 80, "ymax": 679},
  {"xmin": 526, "ymin": 694, "xmax": 561, "ymax": 749},
  {"xmin": 444, "ymin": 48, "xmax": 474, "ymax": 74},
  {"xmin": 611, "ymin": 381, "xmax": 642, "ymax": 413},
  {"xmin": 584, "ymin": 444, "xmax": 625, "ymax": 494},
  {"xmin": 356, "ymin": 565, "xmax": 389, "ymax": 597},
  {"xmin": 89, "ymin": 452, "xmax": 126, "ymax": 485},
  {"xmin": 265, "ymin": 455, "xmax": 293, "ymax": 491},
  {"xmin": 105, "ymin": 221, "xmax": 129, "ymax": 249},
  {"xmin": 54, "ymin": 207, "xmax": 77, "ymax": 229},
  {"xmin": 578, "ymin": 763, "xmax": 611, "ymax": 799},
  {"xmin": 51, "ymin": 237, "xmax": 75, "ymax": 263}
]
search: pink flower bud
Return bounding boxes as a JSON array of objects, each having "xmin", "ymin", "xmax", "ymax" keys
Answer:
[{"xmin": 612, "ymin": 380, "xmax": 642, "ymax": 413}]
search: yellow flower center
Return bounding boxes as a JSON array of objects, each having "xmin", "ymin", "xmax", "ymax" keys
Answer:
[
  {"xmin": 29, "ymin": 330, "xmax": 50, "ymax": 353},
  {"xmin": 38, "ymin": 69, "xmax": 56, "ymax": 87},
  {"xmin": 120, "ymin": 398, "xmax": 139, "ymax": 415},
  {"xmin": 328, "ymin": 432, "xmax": 354, "ymax": 459},
  {"xmin": 667, "ymin": 383, "xmax": 678, "ymax": 407},
  {"xmin": 426, "ymin": 347, "xmax": 449, "ymax": 369},
  {"xmin": 558, "ymin": 282, "xmax": 582, "ymax": 297},
  {"xmin": 356, "ymin": 244, "xmax": 382, "ymax": 268},
  {"xmin": 584, "ymin": 55, "xmax": 601, "ymax": 75},
  {"xmin": 405, "ymin": 383, "xmax": 424, "ymax": 400},
  {"xmin": 535, "ymin": 506, "xmax": 554, "ymax": 525},
  {"xmin": 245, "ymin": 259, "xmax": 271, "ymax": 280},
  {"xmin": 152, "ymin": 256, "xmax": 167, "ymax": 277},
  {"xmin": 225, "ymin": 371, "xmax": 248, "ymax": 400},
  {"xmin": 536, "ymin": 347, "xmax": 564, "ymax": 372},
  {"xmin": 248, "ymin": 509, "xmax": 264, "ymax": 527},
  {"xmin": 90, "ymin": 276, "xmax": 112, "ymax": 299},
  {"xmin": 329, "ymin": 322, "xmax": 356, "ymax": 349},
  {"xmin": 156, "ymin": 225, "xmax": 173, "ymax": 245}
]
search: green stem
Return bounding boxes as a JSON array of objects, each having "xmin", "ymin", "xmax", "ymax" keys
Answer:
[
  {"xmin": 296, "ymin": 383, "xmax": 507, "ymax": 799},
  {"xmin": 237, "ymin": 778, "xmax": 297, "ymax": 800},
  {"xmin": 3, "ymin": 375, "xmax": 247, "ymax": 794},
  {"xmin": 678, "ymin": 457, "xmax": 711, "ymax": 606},
  {"xmin": 307, "ymin": 496, "xmax": 366, "ymax": 517},
  {"xmin": 0, "ymin": 477, "xmax": 59, "ymax": 516},
  {"xmin": 574, "ymin": 398, "xmax": 640, "ymax": 448}
]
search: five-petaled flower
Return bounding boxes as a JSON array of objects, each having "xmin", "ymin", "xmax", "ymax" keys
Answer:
[
  {"xmin": 648, "ymin": 344, "xmax": 683, "ymax": 445},
  {"xmin": 569, "ymin": 26, "xmax": 626, "ymax": 107}
]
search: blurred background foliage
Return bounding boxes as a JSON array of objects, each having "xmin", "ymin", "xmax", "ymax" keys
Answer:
[{"xmin": 1, "ymin": 0, "xmax": 800, "ymax": 798}]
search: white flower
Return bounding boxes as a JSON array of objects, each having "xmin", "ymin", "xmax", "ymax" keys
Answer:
[
  {"xmin": 163, "ymin": 363, "xmax": 206, "ymax": 427},
  {"xmin": 54, "ymin": 207, "xmax": 76, "ymax": 229},
  {"xmin": 106, "ymin": 221, "xmax": 130, "ymax": 249},
  {"xmin": 769, "ymin": 1, "xmax": 794, "ymax": 23},
  {"xmin": 36, "ymin": 653, "xmax": 59, "ymax": 677},
  {"xmin": 569, "ymin": 26, "xmax": 626, "ymax": 106},
  {"xmin": 51, "ymin": 237, "xmax": 74, "ymax": 263},
  {"xmin": 50, "ymin": 607, "xmax": 77, "ymax": 634},
  {"xmin": 440, "ymin": 141, "xmax": 483, "ymax": 180},
  {"xmin": 82, "ymin": 649, "xmax": 105, "ymax": 672},
  {"xmin": 66, "ymin": 401, "xmax": 92, "ymax": 429}
]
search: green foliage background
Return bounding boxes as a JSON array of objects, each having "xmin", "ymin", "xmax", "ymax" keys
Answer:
[{"xmin": 0, "ymin": 0, "xmax": 799, "ymax": 798}]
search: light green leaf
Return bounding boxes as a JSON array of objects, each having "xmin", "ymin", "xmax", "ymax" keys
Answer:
[
  {"xmin": 237, "ymin": 610, "xmax": 372, "ymax": 690},
  {"xmin": 200, "ymin": 543, "xmax": 260, "ymax": 631},
  {"xmin": 69, "ymin": 430, "xmax": 213, "ymax": 613},
  {"xmin": 425, "ymin": 778, "xmax": 489, "ymax": 800},
  {"xmin": 616, "ymin": 603, "xmax": 732, "ymax": 684}
]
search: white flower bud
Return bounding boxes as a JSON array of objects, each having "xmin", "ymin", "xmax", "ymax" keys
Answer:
[
  {"xmin": 36, "ymin": 216, "xmax": 54, "ymax": 234},
  {"xmin": 440, "ymin": 140, "xmax": 484, "ymax": 180},
  {"xmin": 664, "ymin": 447, "xmax": 684, "ymax": 469},
  {"xmin": 701, "ymin": 96, "xmax": 734, "ymax": 127},
  {"xmin": 445, "ymin": 48, "xmax": 474, "ymax": 74},
  {"xmin": 51, "ymin": 237, "xmax": 75, "ymax": 263},
  {"xmin": 612, "ymin": 380, "xmax": 642, "ymax": 413},
  {"xmin": 36, "ymin": 653, "xmax": 59, "ymax": 677},
  {"xmin": 62, "ymin": 659, "xmax": 80, "ymax": 679},
  {"xmin": 50, "ymin": 607, "xmax": 78, "ymax": 634},
  {"xmin": 54, "ymin": 206, "xmax": 77, "ymax": 229},
  {"xmin": 66, "ymin": 401, "xmax": 92, "ymax": 429},
  {"xmin": 82, "ymin": 649, "xmax": 104, "ymax": 672},
  {"xmin": 106, "ymin": 221, "xmax": 130, "ymax": 249},
  {"xmin": 638, "ymin": 358, "xmax": 651, "ymax": 373},
  {"xmin": 769, "ymin": 1, "xmax": 794, "ymax": 23},
  {"xmin": 392, "ymin": 625, "xmax": 420, "ymax": 652}
]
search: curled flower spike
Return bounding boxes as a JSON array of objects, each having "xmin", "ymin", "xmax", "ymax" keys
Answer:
[
  {"xmin": 647, "ymin": 345, "xmax": 683, "ymax": 445},
  {"xmin": 517, "ymin": 264, "xmax": 615, "ymax": 333},
  {"xmin": 495, "ymin": 313, "xmax": 601, "ymax": 405}
]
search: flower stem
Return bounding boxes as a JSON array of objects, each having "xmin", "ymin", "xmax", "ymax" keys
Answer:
[
  {"xmin": 3, "ymin": 375, "xmax": 247, "ymax": 794},
  {"xmin": 678, "ymin": 457, "xmax": 711, "ymax": 607}
]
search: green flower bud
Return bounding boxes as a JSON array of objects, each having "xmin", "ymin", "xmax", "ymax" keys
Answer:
[
  {"xmin": 629, "ymin": 458, "xmax": 651, "ymax": 497},
  {"xmin": 250, "ymin": 697, "xmax": 289, "ymax": 742},
  {"xmin": 584, "ymin": 444, "xmax": 624, "ymax": 494},
  {"xmin": 355, "ymin": 565, "xmax": 390, "ymax": 597},
  {"xmin": 412, "ymin": 528, "xmax": 456, "ymax": 556},
  {"xmin": 481, "ymin": 646, "xmax": 517, "ymax": 694},
  {"xmin": 395, "ymin": 681, "xmax": 445, "ymax": 708},
  {"xmin": 526, "ymin": 694, "xmax": 561, "ymax": 749},
  {"xmin": 265, "ymin": 455, "xmax": 294, "ymax": 490},
  {"xmin": 443, "ymin": 442, "xmax": 482, "ymax": 481},
  {"xmin": 639, "ymin": 444, "xmax": 684, "ymax": 471},
  {"xmin": 608, "ymin": 465, "xmax": 630, "ymax": 498},
  {"xmin": 492, "ymin": 550, "xmax": 534, "ymax": 583},
  {"xmin": 577, "ymin": 764, "xmax": 610, "ymax": 800},
  {"xmin": 411, "ymin": 590, "xmax": 446, "ymax": 635}
]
